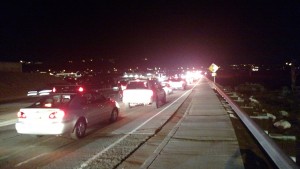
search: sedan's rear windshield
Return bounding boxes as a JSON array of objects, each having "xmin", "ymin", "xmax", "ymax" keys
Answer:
[
  {"xmin": 126, "ymin": 81, "xmax": 148, "ymax": 89},
  {"xmin": 30, "ymin": 94, "xmax": 75, "ymax": 108}
]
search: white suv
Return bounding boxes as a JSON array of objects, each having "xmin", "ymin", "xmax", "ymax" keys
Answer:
[{"xmin": 122, "ymin": 79, "xmax": 166, "ymax": 108}]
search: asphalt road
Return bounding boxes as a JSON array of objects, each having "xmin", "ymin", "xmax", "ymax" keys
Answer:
[{"xmin": 0, "ymin": 84, "xmax": 192, "ymax": 169}]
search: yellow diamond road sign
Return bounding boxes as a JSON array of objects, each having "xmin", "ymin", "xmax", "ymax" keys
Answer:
[{"xmin": 209, "ymin": 63, "xmax": 219, "ymax": 73}]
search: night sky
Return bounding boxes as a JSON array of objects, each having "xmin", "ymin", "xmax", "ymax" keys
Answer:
[{"xmin": 1, "ymin": 1, "xmax": 300, "ymax": 68}]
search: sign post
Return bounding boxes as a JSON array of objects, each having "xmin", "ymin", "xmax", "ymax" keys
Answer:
[{"xmin": 208, "ymin": 63, "xmax": 219, "ymax": 83}]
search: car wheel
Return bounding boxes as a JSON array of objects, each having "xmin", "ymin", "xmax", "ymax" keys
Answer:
[
  {"xmin": 110, "ymin": 108, "xmax": 119, "ymax": 122},
  {"xmin": 128, "ymin": 103, "xmax": 134, "ymax": 108},
  {"xmin": 162, "ymin": 93, "xmax": 167, "ymax": 104},
  {"xmin": 125, "ymin": 103, "xmax": 132, "ymax": 109},
  {"xmin": 119, "ymin": 91, "xmax": 123, "ymax": 101},
  {"xmin": 155, "ymin": 96, "xmax": 160, "ymax": 108},
  {"xmin": 70, "ymin": 119, "xmax": 86, "ymax": 140}
]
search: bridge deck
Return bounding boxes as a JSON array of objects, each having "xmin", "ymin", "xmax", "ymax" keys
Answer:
[{"xmin": 144, "ymin": 78, "xmax": 244, "ymax": 169}]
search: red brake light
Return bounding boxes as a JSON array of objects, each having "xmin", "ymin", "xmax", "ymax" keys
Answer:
[
  {"xmin": 78, "ymin": 87, "xmax": 84, "ymax": 92},
  {"xmin": 121, "ymin": 85, "xmax": 126, "ymax": 90},
  {"xmin": 52, "ymin": 87, "xmax": 56, "ymax": 93},
  {"xmin": 17, "ymin": 111, "xmax": 26, "ymax": 118},
  {"xmin": 49, "ymin": 110, "xmax": 65, "ymax": 119}
]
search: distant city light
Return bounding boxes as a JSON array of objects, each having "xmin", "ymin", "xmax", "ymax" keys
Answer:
[{"xmin": 252, "ymin": 66, "xmax": 259, "ymax": 71}]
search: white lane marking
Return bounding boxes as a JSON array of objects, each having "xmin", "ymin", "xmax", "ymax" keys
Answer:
[
  {"xmin": 13, "ymin": 136, "xmax": 55, "ymax": 167},
  {"xmin": 0, "ymin": 119, "xmax": 17, "ymax": 127},
  {"xmin": 15, "ymin": 153, "xmax": 48, "ymax": 167},
  {"xmin": 79, "ymin": 83, "xmax": 198, "ymax": 169}
]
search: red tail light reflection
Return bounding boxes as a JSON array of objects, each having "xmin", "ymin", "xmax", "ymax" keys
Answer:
[{"xmin": 78, "ymin": 87, "xmax": 84, "ymax": 92}]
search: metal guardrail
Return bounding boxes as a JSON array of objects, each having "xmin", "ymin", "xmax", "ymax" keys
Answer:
[{"xmin": 208, "ymin": 79, "xmax": 299, "ymax": 169}]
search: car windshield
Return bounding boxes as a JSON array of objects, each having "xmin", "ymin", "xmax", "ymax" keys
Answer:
[
  {"xmin": 126, "ymin": 81, "xmax": 148, "ymax": 89},
  {"xmin": 119, "ymin": 81, "xmax": 128, "ymax": 85},
  {"xmin": 30, "ymin": 94, "xmax": 75, "ymax": 108}
]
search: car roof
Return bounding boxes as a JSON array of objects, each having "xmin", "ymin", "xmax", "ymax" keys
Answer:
[{"xmin": 52, "ymin": 84, "xmax": 102, "ymax": 93}]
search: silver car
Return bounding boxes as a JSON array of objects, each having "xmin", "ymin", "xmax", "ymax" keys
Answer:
[{"xmin": 15, "ymin": 90, "xmax": 119, "ymax": 139}]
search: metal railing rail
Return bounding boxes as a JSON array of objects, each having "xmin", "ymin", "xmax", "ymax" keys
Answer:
[{"xmin": 208, "ymin": 79, "xmax": 299, "ymax": 169}]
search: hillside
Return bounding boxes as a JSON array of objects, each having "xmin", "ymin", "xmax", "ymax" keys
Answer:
[{"xmin": 0, "ymin": 72, "xmax": 65, "ymax": 102}]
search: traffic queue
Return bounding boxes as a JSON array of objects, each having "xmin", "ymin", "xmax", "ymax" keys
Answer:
[{"xmin": 17, "ymin": 70, "xmax": 203, "ymax": 139}]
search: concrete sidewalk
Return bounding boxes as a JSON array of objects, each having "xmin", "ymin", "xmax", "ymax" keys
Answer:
[{"xmin": 142, "ymin": 79, "xmax": 244, "ymax": 169}]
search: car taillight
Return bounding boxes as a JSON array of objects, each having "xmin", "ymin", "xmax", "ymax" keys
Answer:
[
  {"xmin": 52, "ymin": 87, "xmax": 56, "ymax": 93},
  {"xmin": 121, "ymin": 85, "xmax": 126, "ymax": 90},
  {"xmin": 78, "ymin": 87, "xmax": 84, "ymax": 92},
  {"xmin": 17, "ymin": 111, "xmax": 26, "ymax": 118},
  {"xmin": 49, "ymin": 110, "xmax": 65, "ymax": 119}
]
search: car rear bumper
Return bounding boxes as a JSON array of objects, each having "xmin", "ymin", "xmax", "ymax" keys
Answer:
[
  {"xmin": 170, "ymin": 84, "xmax": 185, "ymax": 89},
  {"xmin": 123, "ymin": 97, "xmax": 153, "ymax": 105},
  {"xmin": 15, "ymin": 121, "xmax": 73, "ymax": 135}
]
